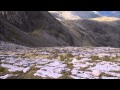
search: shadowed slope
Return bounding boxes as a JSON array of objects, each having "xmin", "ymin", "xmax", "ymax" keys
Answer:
[{"xmin": 0, "ymin": 11, "xmax": 73, "ymax": 47}]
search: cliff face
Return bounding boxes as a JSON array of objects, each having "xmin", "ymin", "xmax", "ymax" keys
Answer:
[{"xmin": 0, "ymin": 11, "xmax": 72, "ymax": 47}]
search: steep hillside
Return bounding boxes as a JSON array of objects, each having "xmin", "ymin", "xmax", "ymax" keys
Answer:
[
  {"xmin": 62, "ymin": 19, "xmax": 120, "ymax": 47},
  {"xmin": 0, "ymin": 11, "xmax": 72, "ymax": 47}
]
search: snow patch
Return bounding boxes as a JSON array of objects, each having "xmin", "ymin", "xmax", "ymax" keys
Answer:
[
  {"xmin": 23, "ymin": 67, "xmax": 30, "ymax": 73},
  {"xmin": 80, "ymin": 58, "xmax": 91, "ymax": 62},
  {"xmin": 87, "ymin": 61, "xmax": 120, "ymax": 72},
  {"xmin": 34, "ymin": 68, "xmax": 63, "ymax": 78},
  {"xmin": 0, "ymin": 74, "xmax": 18, "ymax": 79},
  {"xmin": 101, "ymin": 76, "xmax": 119, "ymax": 79},
  {"xmin": 1, "ymin": 63, "xmax": 30, "ymax": 73},
  {"xmin": 34, "ymin": 61, "xmax": 67, "ymax": 78}
]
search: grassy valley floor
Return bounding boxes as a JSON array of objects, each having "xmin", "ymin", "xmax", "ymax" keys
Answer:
[{"xmin": 0, "ymin": 47, "xmax": 120, "ymax": 79}]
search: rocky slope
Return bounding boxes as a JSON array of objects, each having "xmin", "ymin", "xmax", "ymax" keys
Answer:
[
  {"xmin": 62, "ymin": 19, "xmax": 120, "ymax": 47},
  {"xmin": 49, "ymin": 11, "xmax": 120, "ymax": 48},
  {"xmin": 0, "ymin": 11, "xmax": 72, "ymax": 47}
]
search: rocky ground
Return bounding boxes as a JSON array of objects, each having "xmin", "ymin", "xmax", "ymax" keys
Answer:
[{"xmin": 0, "ymin": 42, "xmax": 120, "ymax": 79}]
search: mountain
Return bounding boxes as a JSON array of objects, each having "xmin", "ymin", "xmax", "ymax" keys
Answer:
[
  {"xmin": 49, "ymin": 11, "xmax": 101, "ymax": 20},
  {"xmin": 62, "ymin": 19, "xmax": 120, "ymax": 47},
  {"xmin": 0, "ymin": 11, "xmax": 72, "ymax": 47},
  {"xmin": 0, "ymin": 11, "xmax": 120, "ymax": 48}
]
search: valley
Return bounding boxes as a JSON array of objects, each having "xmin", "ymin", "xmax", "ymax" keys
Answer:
[{"xmin": 0, "ymin": 11, "xmax": 120, "ymax": 79}]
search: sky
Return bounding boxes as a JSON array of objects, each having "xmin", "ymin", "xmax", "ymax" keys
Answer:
[{"xmin": 98, "ymin": 11, "xmax": 120, "ymax": 17}]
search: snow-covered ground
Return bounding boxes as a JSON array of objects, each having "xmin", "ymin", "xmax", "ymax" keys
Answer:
[{"xmin": 0, "ymin": 47, "xmax": 120, "ymax": 79}]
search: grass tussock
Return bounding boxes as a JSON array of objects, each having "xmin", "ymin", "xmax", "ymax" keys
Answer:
[
  {"xmin": 58, "ymin": 70, "xmax": 73, "ymax": 79},
  {"xmin": 0, "ymin": 67, "xmax": 9, "ymax": 76},
  {"xmin": 58, "ymin": 53, "xmax": 74, "ymax": 61},
  {"xmin": 91, "ymin": 56, "xmax": 100, "ymax": 60}
]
